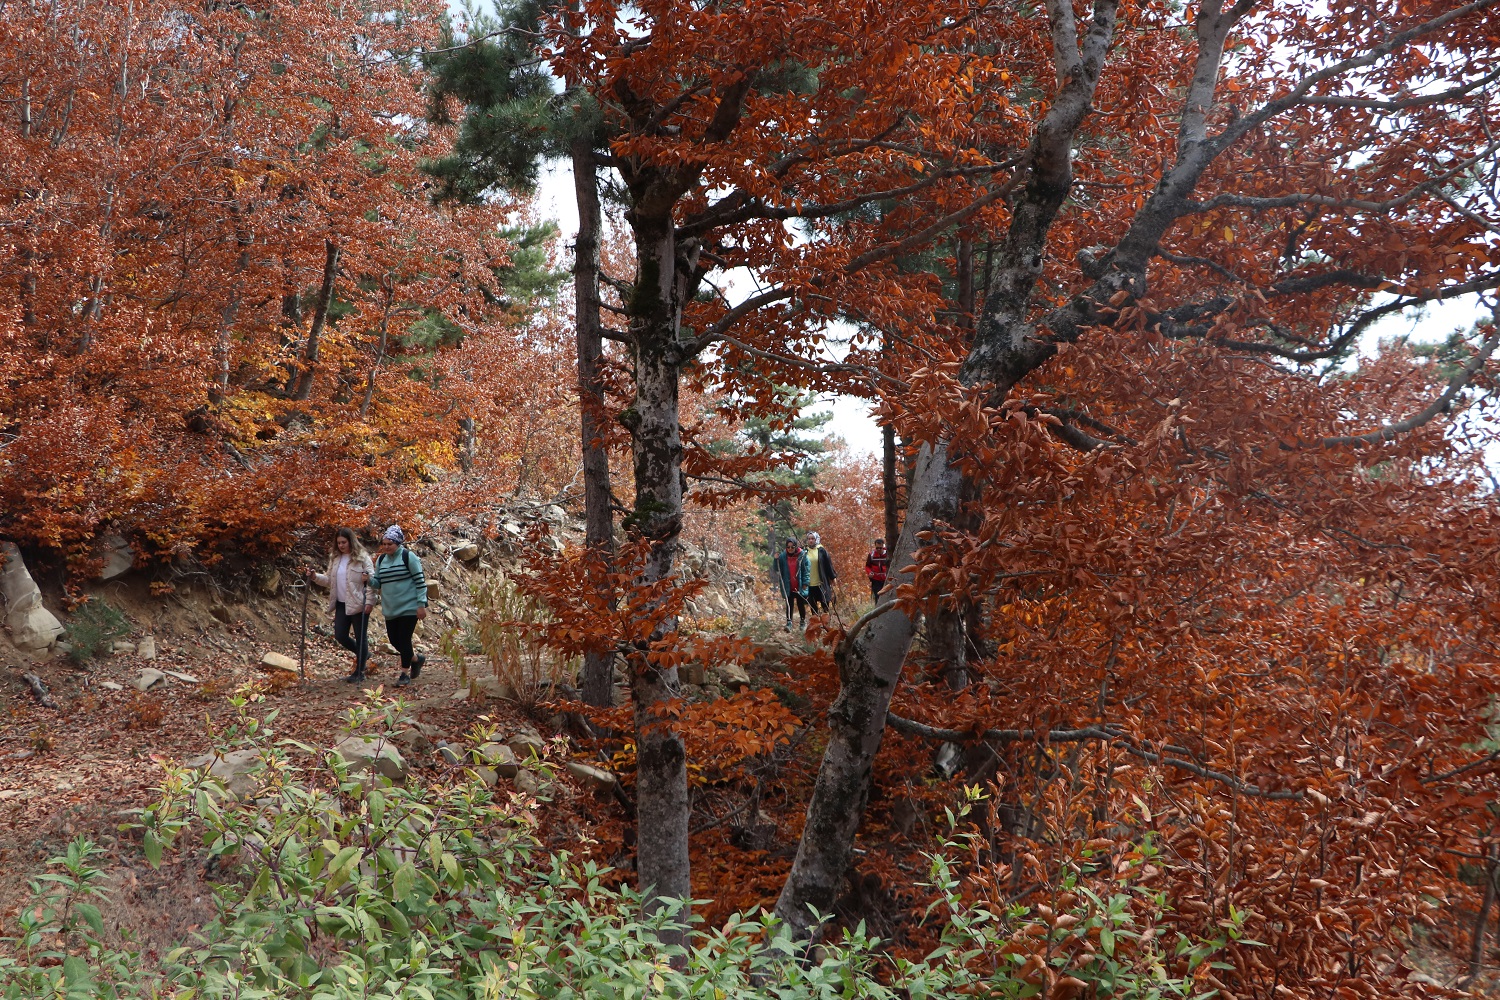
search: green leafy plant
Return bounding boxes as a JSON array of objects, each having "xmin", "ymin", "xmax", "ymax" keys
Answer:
[
  {"xmin": 61, "ymin": 597, "xmax": 131, "ymax": 664},
  {"xmin": 1, "ymin": 694, "xmax": 1232, "ymax": 999}
]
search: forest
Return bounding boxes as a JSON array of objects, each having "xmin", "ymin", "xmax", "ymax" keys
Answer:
[{"xmin": 2, "ymin": 0, "xmax": 1500, "ymax": 996}]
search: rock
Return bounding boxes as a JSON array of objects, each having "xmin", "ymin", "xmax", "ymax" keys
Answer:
[
  {"xmin": 331, "ymin": 735, "xmax": 408, "ymax": 783},
  {"xmin": 506, "ymin": 733, "xmax": 546, "ymax": 760},
  {"xmin": 934, "ymin": 741, "xmax": 963, "ymax": 779},
  {"xmin": 255, "ymin": 567, "xmax": 282, "ymax": 597},
  {"xmin": 0, "ymin": 543, "xmax": 63, "ymax": 651},
  {"xmin": 393, "ymin": 724, "xmax": 437, "ymax": 756},
  {"xmin": 716, "ymin": 662, "xmax": 751, "ymax": 688},
  {"xmin": 183, "ymin": 748, "xmax": 262, "ymax": 799},
  {"xmin": 0, "ymin": 542, "xmax": 39, "ymax": 608},
  {"xmin": 99, "ymin": 681, "xmax": 123, "ymax": 691},
  {"xmin": 260, "ymin": 651, "xmax": 299, "ymax": 673},
  {"xmin": 452, "ymin": 542, "xmax": 481, "ymax": 562},
  {"xmin": 163, "ymin": 670, "xmax": 200, "ymax": 684},
  {"xmin": 439, "ymin": 744, "xmax": 462, "ymax": 766},
  {"xmin": 477, "ymin": 742, "xmax": 519, "ymax": 778},
  {"xmin": 137, "ymin": 635, "xmax": 157, "ymax": 660},
  {"xmin": 712, "ymin": 593, "xmax": 732, "ymax": 614},
  {"xmin": 543, "ymin": 504, "xmax": 568, "ymax": 525},
  {"xmin": 98, "ymin": 534, "xmax": 135, "ymax": 581},
  {"xmin": 514, "ymin": 770, "xmax": 539, "ymax": 795},
  {"xmin": 426, "ymin": 580, "xmax": 441, "ymax": 601},
  {"xmin": 470, "ymin": 676, "xmax": 516, "ymax": 701},
  {"xmin": 209, "ymin": 604, "xmax": 234, "ymax": 625},
  {"xmin": 132, "ymin": 668, "xmax": 166, "ymax": 691},
  {"xmin": 500, "ymin": 520, "xmax": 523, "ymax": 538},
  {"xmin": 564, "ymin": 761, "xmax": 616, "ymax": 792},
  {"xmin": 112, "ymin": 641, "xmax": 137, "ymax": 655},
  {"xmin": 682, "ymin": 663, "xmax": 706, "ymax": 685},
  {"xmin": 9, "ymin": 603, "xmax": 64, "ymax": 651}
]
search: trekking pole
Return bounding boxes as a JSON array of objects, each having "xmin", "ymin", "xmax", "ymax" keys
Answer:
[
  {"xmin": 297, "ymin": 571, "xmax": 310, "ymax": 683},
  {"xmin": 356, "ymin": 599, "xmax": 368, "ymax": 682}
]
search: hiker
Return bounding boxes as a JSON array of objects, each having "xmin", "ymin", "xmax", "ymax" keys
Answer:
[
  {"xmin": 802, "ymin": 531, "xmax": 837, "ymax": 614},
  {"xmin": 772, "ymin": 536, "xmax": 809, "ymax": 630},
  {"xmin": 365, "ymin": 524, "xmax": 428, "ymax": 687},
  {"xmin": 864, "ymin": 537, "xmax": 890, "ymax": 602},
  {"xmin": 306, "ymin": 527, "xmax": 376, "ymax": 683}
]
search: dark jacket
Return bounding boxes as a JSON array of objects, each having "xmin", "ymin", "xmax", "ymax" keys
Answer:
[{"xmin": 773, "ymin": 549, "xmax": 810, "ymax": 597}]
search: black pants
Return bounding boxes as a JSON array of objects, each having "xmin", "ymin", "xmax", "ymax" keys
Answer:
[
  {"xmin": 385, "ymin": 614, "xmax": 418, "ymax": 671},
  {"xmin": 869, "ymin": 578, "xmax": 884, "ymax": 602},
  {"xmin": 333, "ymin": 602, "xmax": 369, "ymax": 671},
  {"xmin": 807, "ymin": 584, "xmax": 831, "ymax": 614},
  {"xmin": 784, "ymin": 590, "xmax": 807, "ymax": 624}
]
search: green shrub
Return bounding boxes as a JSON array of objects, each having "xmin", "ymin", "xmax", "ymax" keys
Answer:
[
  {"xmin": 61, "ymin": 597, "xmax": 131, "ymax": 664},
  {"xmin": 0, "ymin": 692, "xmax": 1238, "ymax": 999}
]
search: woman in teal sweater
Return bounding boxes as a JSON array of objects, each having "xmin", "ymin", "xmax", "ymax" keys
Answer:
[{"xmin": 365, "ymin": 524, "xmax": 428, "ymax": 686}]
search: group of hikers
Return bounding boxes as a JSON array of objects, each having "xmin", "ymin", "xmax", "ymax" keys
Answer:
[
  {"xmin": 306, "ymin": 524, "xmax": 893, "ymax": 682},
  {"xmin": 772, "ymin": 532, "xmax": 891, "ymax": 630},
  {"xmin": 307, "ymin": 524, "xmax": 429, "ymax": 686}
]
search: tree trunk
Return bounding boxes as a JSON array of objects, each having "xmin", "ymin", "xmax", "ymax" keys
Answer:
[
  {"xmin": 775, "ymin": 0, "xmax": 1121, "ymax": 938},
  {"xmin": 622, "ymin": 207, "xmax": 692, "ymax": 941},
  {"xmin": 882, "ymin": 423, "xmax": 899, "ymax": 550},
  {"xmin": 360, "ymin": 284, "xmax": 393, "ymax": 418},
  {"xmin": 292, "ymin": 239, "xmax": 339, "ymax": 401},
  {"xmin": 573, "ymin": 140, "xmax": 616, "ymax": 708},
  {"xmin": 775, "ymin": 439, "xmax": 963, "ymax": 934},
  {"xmin": 927, "ymin": 606, "xmax": 968, "ymax": 690},
  {"xmin": 1467, "ymin": 847, "xmax": 1499, "ymax": 987}
]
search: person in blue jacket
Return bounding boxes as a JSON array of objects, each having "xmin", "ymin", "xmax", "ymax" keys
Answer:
[
  {"xmin": 772, "ymin": 536, "xmax": 809, "ymax": 630},
  {"xmin": 365, "ymin": 524, "xmax": 428, "ymax": 687}
]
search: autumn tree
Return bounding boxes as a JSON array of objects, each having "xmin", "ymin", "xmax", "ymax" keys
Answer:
[
  {"xmin": 425, "ymin": 0, "xmax": 621, "ymax": 708},
  {"xmin": 0, "ymin": 0, "xmax": 538, "ymax": 564},
  {"xmin": 770, "ymin": 0, "xmax": 1500, "ymax": 986}
]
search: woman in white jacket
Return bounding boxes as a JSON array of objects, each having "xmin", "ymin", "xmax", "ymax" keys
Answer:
[{"xmin": 308, "ymin": 527, "xmax": 376, "ymax": 683}]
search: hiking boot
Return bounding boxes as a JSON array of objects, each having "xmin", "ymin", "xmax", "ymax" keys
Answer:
[
  {"xmin": 395, "ymin": 672, "xmax": 411, "ymax": 687},
  {"xmin": 343, "ymin": 668, "xmax": 366, "ymax": 684},
  {"xmin": 410, "ymin": 653, "xmax": 426, "ymax": 679},
  {"xmin": 784, "ymin": 619, "xmax": 793, "ymax": 631}
]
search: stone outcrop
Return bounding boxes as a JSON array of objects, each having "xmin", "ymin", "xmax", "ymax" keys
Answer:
[
  {"xmin": 0, "ymin": 542, "xmax": 63, "ymax": 651},
  {"xmin": 98, "ymin": 534, "xmax": 135, "ymax": 581},
  {"xmin": 331, "ymin": 734, "xmax": 408, "ymax": 783}
]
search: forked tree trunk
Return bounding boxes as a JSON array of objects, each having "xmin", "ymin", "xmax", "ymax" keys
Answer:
[
  {"xmin": 775, "ymin": 0, "xmax": 1122, "ymax": 937},
  {"xmin": 573, "ymin": 140, "xmax": 617, "ymax": 708}
]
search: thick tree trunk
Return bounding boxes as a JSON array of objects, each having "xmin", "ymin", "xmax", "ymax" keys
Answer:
[
  {"xmin": 623, "ymin": 209, "xmax": 692, "ymax": 940},
  {"xmin": 573, "ymin": 141, "xmax": 616, "ymax": 708},
  {"xmin": 927, "ymin": 607, "xmax": 968, "ymax": 690},
  {"xmin": 882, "ymin": 423, "xmax": 899, "ymax": 551},
  {"xmin": 291, "ymin": 239, "xmax": 339, "ymax": 401}
]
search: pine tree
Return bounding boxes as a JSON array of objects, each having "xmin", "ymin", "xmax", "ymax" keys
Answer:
[{"xmin": 425, "ymin": 0, "xmax": 616, "ymax": 708}]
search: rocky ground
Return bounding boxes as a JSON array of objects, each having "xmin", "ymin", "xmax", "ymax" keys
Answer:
[{"xmin": 0, "ymin": 514, "xmax": 774, "ymax": 960}]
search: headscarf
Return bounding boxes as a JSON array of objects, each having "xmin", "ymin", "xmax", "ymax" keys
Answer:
[{"xmin": 383, "ymin": 524, "xmax": 405, "ymax": 544}]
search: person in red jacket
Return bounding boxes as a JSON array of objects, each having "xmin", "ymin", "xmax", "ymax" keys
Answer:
[{"xmin": 864, "ymin": 537, "xmax": 890, "ymax": 602}]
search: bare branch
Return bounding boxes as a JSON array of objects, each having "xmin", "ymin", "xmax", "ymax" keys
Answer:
[
  {"xmin": 1322, "ymin": 311, "xmax": 1500, "ymax": 447},
  {"xmin": 886, "ymin": 712, "xmax": 1303, "ymax": 799}
]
